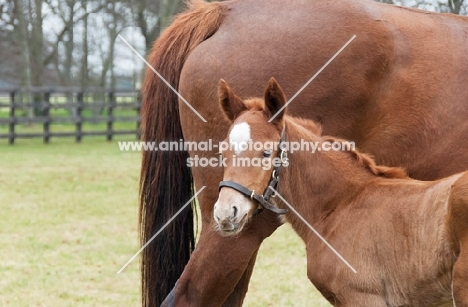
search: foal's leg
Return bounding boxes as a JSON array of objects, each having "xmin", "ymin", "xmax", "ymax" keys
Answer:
[
  {"xmin": 449, "ymin": 175, "xmax": 468, "ymax": 307},
  {"xmin": 453, "ymin": 242, "xmax": 468, "ymax": 307},
  {"xmin": 452, "ymin": 250, "xmax": 468, "ymax": 307}
]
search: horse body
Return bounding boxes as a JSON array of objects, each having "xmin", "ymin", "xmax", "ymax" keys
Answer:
[
  {"xmin": 214, "ymin": 78, "xmax": 468, "ymax": 306},
  {"xmin": 284, "ymin": 156, "xmax": 462, "ymax": 306},
  {"xmin": 142, "ymin": 0, "xmax": 468, "ymax": 305},
  {"xmin": 179, "ymin": 0, "xmax": 468, "ymax": 180}
]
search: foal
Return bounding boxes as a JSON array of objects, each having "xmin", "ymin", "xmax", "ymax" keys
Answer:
[{"xmin": 214, "ymin": 78, "xmax": 468, "ymax": 307}]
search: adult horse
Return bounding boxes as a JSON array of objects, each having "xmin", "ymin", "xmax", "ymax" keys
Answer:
[
  {"xmin": 140, "ymin": 0, "xmax": 468, "ymax": 306},
  {"xmin": 214, "ymin": 78, "xmax": 468, "ymax": 307}
]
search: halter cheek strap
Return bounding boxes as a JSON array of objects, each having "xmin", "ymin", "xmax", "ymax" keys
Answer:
[{"xmin": 218, "ymin": 130, "xmax": 288, "ymax": 215}]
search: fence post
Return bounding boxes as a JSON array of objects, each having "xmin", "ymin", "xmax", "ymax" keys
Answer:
[
  {"xmin": 107, "ymin": 91, "xmax": 115, "ymax": 141},
  {"xmin": 43, "ymin": 91, "xmax": 51, "ymax": 144},
  {"xmin": 136, "ymin": 93, "xmax": 141, "ymax": 140},
  {"xmin": 9, "ymin": 91, "xmax": 16, "ymax": 145},
  {"xmin": 76, "ymin": 92, "xmax": 83, "ymax": 143}
]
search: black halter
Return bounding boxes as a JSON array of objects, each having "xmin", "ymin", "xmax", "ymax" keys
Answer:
[{"xmin": 219, "ymin": 130, "xmax": 288, "ymax": 215}]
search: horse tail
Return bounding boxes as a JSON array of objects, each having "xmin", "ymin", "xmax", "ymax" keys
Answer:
[{"xmin": 139, "ymin": 1, "xmax": 227, "ymax": 306}]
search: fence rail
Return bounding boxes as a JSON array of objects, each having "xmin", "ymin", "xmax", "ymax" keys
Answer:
[{"xmin": 0, "ymin": 88, "xmax": 141, "ymax": 144}]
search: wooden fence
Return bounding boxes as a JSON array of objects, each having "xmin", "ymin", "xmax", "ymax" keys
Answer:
[{"xmin": 0, "ymin": 88, "xmax": 141, "ymax": 144}]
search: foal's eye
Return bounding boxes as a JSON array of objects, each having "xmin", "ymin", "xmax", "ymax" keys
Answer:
[{"xmin": 263, "ymin": 150, "xmax": 272, "ymax": 158}]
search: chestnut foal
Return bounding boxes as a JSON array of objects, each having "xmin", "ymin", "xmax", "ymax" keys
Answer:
[{"xmin": 214, "ymin": 78, "xmax": 468, "ymax": 307}]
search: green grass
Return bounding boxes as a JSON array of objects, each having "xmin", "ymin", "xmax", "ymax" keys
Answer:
[
  {"xmin": 244, "ymin": 225, "xmax": 332, "ymax": 307},
  {"xmin": 0, "ymin": 139, "xmax": 141, "ymax": 306},
  {"xmin": 0, "ymin": 139, "xmax": 331, "ymax": 306}
]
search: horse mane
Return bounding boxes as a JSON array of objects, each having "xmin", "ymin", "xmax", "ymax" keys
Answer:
[
  {"xmin": 321, "ymin": 136, "xmax": 408, "ymax": 179},
  {"xmin": 244, "ymin": 98, "xmax": 268, "ymax": 112},
  {"xmin": 293, "ymin": 117, "xmax": 323, "ymax": 136},
  {"xmin": 285, "ymin": 115, "xmax": 408, "ymax": 179},
  {"xmin": 350, "ymin": 148, "xmax": 408, "ymax": 179},
  {"xmin": 262, "ymin": 105, "xmax": 408, "ymax": 180}
]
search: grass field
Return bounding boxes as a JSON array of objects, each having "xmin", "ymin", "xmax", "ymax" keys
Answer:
[{"xmin": 0, "ymin": 137, "xmax": 331, "ymax": 307}]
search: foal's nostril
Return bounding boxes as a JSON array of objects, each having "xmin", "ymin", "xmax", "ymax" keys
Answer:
[{"xmin": 232, "ymin": 206, "xmax": 238, "ymax": 218}]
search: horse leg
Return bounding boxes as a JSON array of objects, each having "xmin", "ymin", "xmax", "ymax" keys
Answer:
[
  {"xmin": 453, "ymin": 243, "xmax": 468, "ymax": 307},
  {"xmin": 162, "ymin": 183, "xmax": 282, "ymax": 307},
  {"xmin": 453, "ymin": 257, "xmax": 468, "ymax": 306},
  {"xmin": 449, "ymin": 174, "xmax": 468, "ymax": 307},
  {"xmin": 166, "ymin": 223, "xmax": 279, "ymax": 307},
  {"xmin": 222, "ymin": 250, "xmax": 259, "ymax": 307}
]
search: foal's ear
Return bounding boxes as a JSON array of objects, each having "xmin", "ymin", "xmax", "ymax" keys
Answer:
[
  {"xmin": 264, "ymin": 78, "xmax": 286, "ymax": 123},
  {"xmin": 218, "ymin": 79, "xmax": 247, "ymax": 121}
]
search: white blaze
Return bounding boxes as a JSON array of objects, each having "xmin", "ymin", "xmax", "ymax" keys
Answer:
[{"xmin": 229, "ymin": 122, "xmax": 251, "ymax": 155}]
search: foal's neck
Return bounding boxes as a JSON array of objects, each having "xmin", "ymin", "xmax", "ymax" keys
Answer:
[{"xmin": 277, "ymin": 119, "xmax": 376, "ymax": 227}]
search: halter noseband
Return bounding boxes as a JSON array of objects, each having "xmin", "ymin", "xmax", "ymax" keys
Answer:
[{"xmin": 219, "ymin": 130, "xmax": 288, "ymax": 215}]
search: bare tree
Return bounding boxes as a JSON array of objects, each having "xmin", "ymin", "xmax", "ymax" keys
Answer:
[
  {"xmin": 376, "ymin": 0, "xmax": 467, "ymax": 14},
  {"xmin": 29, "ymin": 0, "xmax": 44, "ymax": 87},
  {"xmin": 131, "ymin": 0, "xmax": 183, "ymax": 52},
  {"xmin": 80, "ymin": 0, "xmax": 89, "ymax": 88},
  {"xmin": 44, "ymin": 0, "xmax": 105, "ymax": 84},
  {"xmin": 12, "ymin": 0, "xmax": 32, "ymax": 88},
  {"xmin": 440, "ymin": 0, "xmax": 466, "ymax": 14},
  {"xmin": 97, "ymin": 0, "xmax": 130, "ymax": 88}
]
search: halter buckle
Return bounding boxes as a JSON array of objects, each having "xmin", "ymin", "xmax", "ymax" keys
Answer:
[{"xmin": 280, "ymin": 150, "xmax": 288, "ymax": 165}]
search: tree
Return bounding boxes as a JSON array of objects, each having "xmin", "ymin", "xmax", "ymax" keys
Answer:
[
  {"xmin": 131, "ymin": 0, "xmax": 183, "ymax": 52},
  {"xmin": 12, "ymin": 0, "xmax": 32, "ymax": 88},
  {"xmin": 440, "ymin": 0, "xmax": 466, "ymax": 14},
  {"xmin": 376, "ymin": 0, "xmax": 467, "ymax": 14},
  {"xmin": 80, "ymin": 0, "xmax": 89, "ymax": 88}
]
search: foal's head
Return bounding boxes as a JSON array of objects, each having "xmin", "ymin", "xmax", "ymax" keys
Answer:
[{"xmin": 214, "ymin": 78, "xmax": 287, "ymax": 236}]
